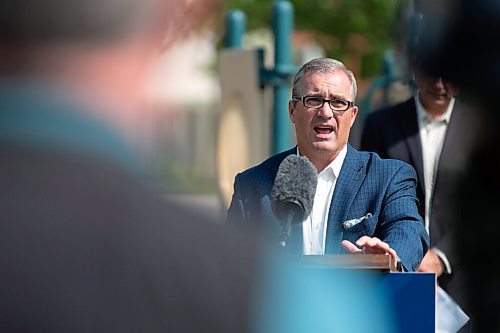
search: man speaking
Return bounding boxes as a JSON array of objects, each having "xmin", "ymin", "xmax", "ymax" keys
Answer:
[{"xmin": 227, "ymin": 58, "xmax": 429, "ymax": 272}]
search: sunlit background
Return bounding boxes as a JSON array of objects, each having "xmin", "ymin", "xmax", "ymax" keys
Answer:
[{"xmin": 139, "ymin": 0, "xmax": 419, "ymax": 218}]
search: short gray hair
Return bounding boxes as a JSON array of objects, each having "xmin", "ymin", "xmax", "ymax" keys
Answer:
[{"xmin": 291, "ymin": 58, "xmax": 358, "ymax": 103}]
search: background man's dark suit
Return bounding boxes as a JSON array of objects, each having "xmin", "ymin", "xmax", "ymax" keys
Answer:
[{"xmin": 360, "ymin": 96, "xmax": 480, "ymax": 309}]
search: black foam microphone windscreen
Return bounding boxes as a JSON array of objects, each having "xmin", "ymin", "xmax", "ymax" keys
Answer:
[{"xmin": 271, "ymin": 154, "xmax": 317, "ymax": 235}]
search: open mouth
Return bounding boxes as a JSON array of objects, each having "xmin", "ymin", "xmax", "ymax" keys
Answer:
[{"xmin": 314, "ymin": 125, "xmax": 334, "ymax": 135}]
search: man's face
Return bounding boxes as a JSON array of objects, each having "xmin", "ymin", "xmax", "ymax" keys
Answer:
[
  {"xmin": 414, "ymin": 67, "xmax": 459, "ymax": 111},
  {"xmin": 288, "ymin": 71, "xmax": 358, "ymax": 163}
]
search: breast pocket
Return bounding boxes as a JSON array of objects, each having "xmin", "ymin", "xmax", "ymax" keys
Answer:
[{"xmin": 342, "ymin": 213, "xmax": 378, "ymax": 240}]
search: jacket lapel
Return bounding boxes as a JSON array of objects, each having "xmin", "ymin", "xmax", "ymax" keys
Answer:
[
  {"xmin": 325, "ymin": 145, "xmax": 366, "ymax": 254},
  {"xmin": 436, "ymin": 100, "xmax": 462, "ymax": 170},
  {"xmin": 399, "ymin": 98, "xmax": 425, "ymax": 198}
]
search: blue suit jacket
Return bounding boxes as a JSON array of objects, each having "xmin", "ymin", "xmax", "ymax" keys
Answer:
[{"xmin": 227, "ymin": 144, "xmax": 429, "ymax": 272}]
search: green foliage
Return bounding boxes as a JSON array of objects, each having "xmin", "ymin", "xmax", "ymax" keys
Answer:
[
  {"xmin": 223, "ymin": 0, "xmax": 406, "ymax": 77},
  {"xmin": 154, "ymin": 163, "xmax": 217, "ymax": 194}
]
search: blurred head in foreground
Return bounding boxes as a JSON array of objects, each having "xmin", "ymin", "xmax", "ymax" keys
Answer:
[{"xmin": 0, "ymin": 0, "xmax": 220, "ymax": 139}]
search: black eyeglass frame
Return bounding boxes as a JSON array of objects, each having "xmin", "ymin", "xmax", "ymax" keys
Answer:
[{"xmin": 292, "ymin": 95, "xmax": 355, "ymax": 112}]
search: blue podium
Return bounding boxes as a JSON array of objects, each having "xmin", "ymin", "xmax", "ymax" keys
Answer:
[
  {"xmin": 381, "ymin": 272, "xmax": 435, "ymax": 332},
  {"xmin": 255, "ymin": 254, "xmax": 436, "ymax": 333},
  {"xmin": 303, "ymin": 254, "xmax": 436, "ymax": 333}
]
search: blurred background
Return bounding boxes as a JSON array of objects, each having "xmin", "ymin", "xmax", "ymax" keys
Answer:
[{"xmin": 138, "ymin": 0, "xmax": 420, "ymax": 220}]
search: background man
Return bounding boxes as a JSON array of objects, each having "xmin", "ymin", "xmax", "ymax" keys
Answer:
[
  {"xmin": 227, "ymin": 58, "xmax": 429, "ymax": 272},
  {"xmin": 360, "ymin": 58, "xmax": 480, "ymax": 312},
  {"xmin": 373, "ymin": 2, "xmax": 499, "ymax": 330}
]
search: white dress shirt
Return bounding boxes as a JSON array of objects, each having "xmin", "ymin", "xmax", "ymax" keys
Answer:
[
  {"xmin": 301, "ymin": 145, "xmax": 347, "ymax": 255},
  {"xmin": 415, "ymin": 93, "xmax": 454, "ymax": 273}
]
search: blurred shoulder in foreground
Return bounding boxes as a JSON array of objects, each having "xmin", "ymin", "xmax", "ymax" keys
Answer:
[{"xmin": 0, "ymin": 0, "xmax": 261, "ymax": 331}]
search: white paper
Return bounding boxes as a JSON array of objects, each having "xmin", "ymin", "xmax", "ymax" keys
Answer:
[{"xmin": 436, "ymin": 286, "xmax": 469, "ymax": 333}]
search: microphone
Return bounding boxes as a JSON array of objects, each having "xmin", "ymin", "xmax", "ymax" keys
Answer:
[{"xmin": 270, "ymin": 154, "xmax": 317, "ymax": 248}]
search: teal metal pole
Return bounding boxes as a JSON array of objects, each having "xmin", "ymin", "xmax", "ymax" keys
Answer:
[
  {"xmin": 225, "ymin": 10, "xmax": 246, "ymax": 49},
  {"xmin": 272, "ymin": 1, "xmax": 294, "ymax": 154},
  {"xmin": 381, "ymin": 50, "xmax": 395, "ymax": 106},
  {"xmin": 360, "ymin": 50, "xmax": 396, "ymax": 117}
]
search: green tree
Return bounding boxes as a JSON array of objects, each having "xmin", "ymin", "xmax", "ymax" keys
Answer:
[{"xmin": 223, "ymin": 0, "xmax": 408, "ymax": 77}]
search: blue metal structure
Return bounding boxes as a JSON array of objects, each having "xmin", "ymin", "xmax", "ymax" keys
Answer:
[
  {"xmin": 359, "ymin": 50, "xmax": 397, "ymax": 117},
  {"xmin": 225, "ymin": 10, "xmax": 246, "ymax": 49},
  {"xmin": 270, "ymin": 1, "xmax": 295, "ymax": 154},
  {"xmin": 225, "ymin": 1, "xmax": 297, "ymax": 155}
]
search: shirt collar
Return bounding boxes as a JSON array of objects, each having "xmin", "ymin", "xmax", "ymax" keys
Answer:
[
  {"xmin": 296, "ymin": 144, "xmax": 347, "ymax": 179},
  {"xmin": 328, "ymin": 145, "xmax": 347, "ymax": 179},
  {"xmin": 415, "ymin": 91, "xmax": 455, "ymax": 124}
]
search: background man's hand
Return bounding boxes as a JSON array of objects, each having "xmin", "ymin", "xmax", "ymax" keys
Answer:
[{"xmin": 417, "ymin": 249, "xmax": 444, "ymax": 277}]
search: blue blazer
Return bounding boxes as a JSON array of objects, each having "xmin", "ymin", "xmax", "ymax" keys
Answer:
[{"xmin": 227, "ymin": 144, "xmax": 429, "ymax": 271}]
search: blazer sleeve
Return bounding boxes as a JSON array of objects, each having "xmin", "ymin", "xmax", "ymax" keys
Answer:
[{"xmin": 379, "ymin": 163, "xmax": 430, "ymax": 271}]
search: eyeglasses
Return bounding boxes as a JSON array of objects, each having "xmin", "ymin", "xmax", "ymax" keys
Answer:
[{"xmin": 292, "ymin": 95, "xmax": 354, "ymax": 112}]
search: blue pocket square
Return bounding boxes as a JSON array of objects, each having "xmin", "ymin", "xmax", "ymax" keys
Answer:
[{"xmin": 342, "ymin": 213, "xmax": 373, "ymax": 229}]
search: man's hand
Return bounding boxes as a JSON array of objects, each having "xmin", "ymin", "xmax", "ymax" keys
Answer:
[
  {"xmin": 417, "ymin": 249, "xmax": 444, "ymax": 277},
  {"xmin": 341, "ymin": 236, "xmax": 400, "ymax": 271}
]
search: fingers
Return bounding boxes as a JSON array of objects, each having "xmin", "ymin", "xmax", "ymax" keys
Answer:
[
  {"xmin": 385, "ymin": 247, "xmax": 400, "ymax": 266},
  {"xmin": 354, "ymin": 236, "xmax": 400, "ymax": 265},
  {"xmin": 355, "ymin": 236, "xmax": 390, "ymax": 253},
  {"xmin": 343, "ymin": 237, "xmax": 400, "ymax": 269},
  {"xmin": 341, "ymin": 240, "xmax": 362, "ymax": 254}
]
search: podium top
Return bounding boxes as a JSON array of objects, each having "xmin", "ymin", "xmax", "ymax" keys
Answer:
[{"xmin": 297, "ymin": 254, "xmax": 395, "ymax": 272}]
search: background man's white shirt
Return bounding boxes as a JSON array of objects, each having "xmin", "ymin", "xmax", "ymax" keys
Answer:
[{"xmin": 415, "ymin": 93, "xmax": 454, "ymax": 273}]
